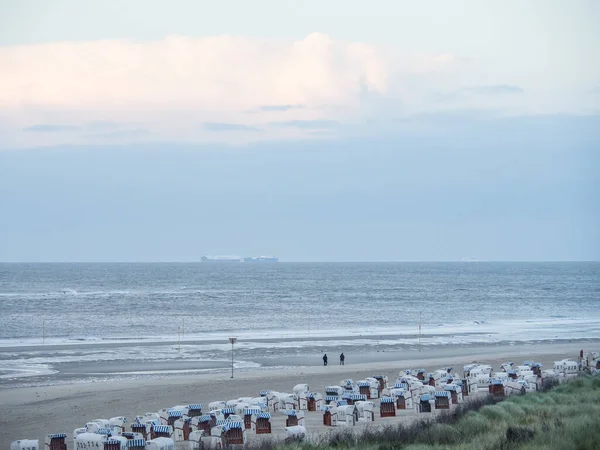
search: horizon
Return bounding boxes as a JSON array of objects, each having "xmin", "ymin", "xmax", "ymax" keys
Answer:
[{"xmin": 1, "ymin": 260, "xmax": 598, "ymax": 264}]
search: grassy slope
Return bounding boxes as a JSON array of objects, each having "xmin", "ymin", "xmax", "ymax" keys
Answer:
[{"xmin": 265, "ymin": 375, "xmax": 600, "ymax": 450}]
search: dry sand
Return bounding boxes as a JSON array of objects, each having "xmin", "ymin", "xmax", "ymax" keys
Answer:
[{"xmin": 0, "ymin": 342, "xmax": 591, "ymax": 448}]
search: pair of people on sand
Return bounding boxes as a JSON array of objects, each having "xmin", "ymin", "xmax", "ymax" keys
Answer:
[{"xmin": 323, "ymin": 352, "xmax": 345, "ymax": 366}]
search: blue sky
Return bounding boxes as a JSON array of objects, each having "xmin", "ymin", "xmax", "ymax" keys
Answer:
[{"xmin": 0, "ymin": 1, "xmax": 598, "ymax": 261}]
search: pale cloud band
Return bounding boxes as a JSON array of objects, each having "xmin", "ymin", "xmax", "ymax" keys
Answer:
[
  {"xmin": 0, "ymin": 33, "xmax": 595, "ymax": 148},
  {"xmin": 0, "ymin": 33, "xmax": 392, "ymax": 110}
]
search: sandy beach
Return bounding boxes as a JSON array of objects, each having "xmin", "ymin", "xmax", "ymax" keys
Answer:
[{"xmin": 1, "ymin": 341, "xmax": 596, "ymax": 449}]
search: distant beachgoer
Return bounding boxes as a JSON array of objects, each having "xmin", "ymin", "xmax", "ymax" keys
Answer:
[
  {"xmin": 340, "ymin": 352, "xmax": 345, "ymax": 365},
  {"xmin": 323, "ymin": 353, "xmax": 328, "ymax": 366}
]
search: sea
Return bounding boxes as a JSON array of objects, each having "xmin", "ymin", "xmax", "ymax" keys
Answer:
[{"xmin": 1, "ymin": 262, "xmax": 599, "ymax": 387}]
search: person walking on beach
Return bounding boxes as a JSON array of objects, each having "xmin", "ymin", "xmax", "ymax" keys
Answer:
[
  {"xmin": 323, "ymin": 353, "xmax": 328, "ymax": 366},
  {"xmin": 340, "ymin": 352, "xmax": 345, "ymax": 365}
]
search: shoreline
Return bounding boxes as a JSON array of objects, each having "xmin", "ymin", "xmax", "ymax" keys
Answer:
[
  {"xmin": 1, "ymin": 341, "xmax": 595, "ymax": 448},
  {"xmin": 2, "ymin": 338, "xmax": 599, "ymax": 390},
  {"xmin": 2, "ymin": 332, "xmax": 597, "ymax": 351}
]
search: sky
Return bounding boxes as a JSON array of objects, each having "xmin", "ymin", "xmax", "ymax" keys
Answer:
[{"xmin": 0, "ymin": 0, "xmax": 599, "ymax": 261}]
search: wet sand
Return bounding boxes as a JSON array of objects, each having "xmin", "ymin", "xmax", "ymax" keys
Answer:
[{"xmin": 0, "ymin": 341, "xmax": 592, "ymax": 449}]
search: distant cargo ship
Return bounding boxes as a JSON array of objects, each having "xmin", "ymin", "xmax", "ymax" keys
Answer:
[
  {"xmin": 243, "ymin": 256, "xmax": 279, "ymax": 263},
  {"xmin": 201, "ymin": 255, "xmax": 242, "ymax": 263}
]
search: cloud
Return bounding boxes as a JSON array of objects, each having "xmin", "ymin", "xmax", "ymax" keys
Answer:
[
  {"xmin": 23, "ymin": 124, "xmax": 81, "ymax": 132},
  {"xmin": 87, "ymin": 128, "xmax": 152, "ymax": 140},
  {"xmin": 259, "ymin": 105, "xmax": 304, "ymax": 112},
  {"xmin": 0, "ymin": 33, "xmax": 397, "ymax": 111},
  {"xmin": 0, "ymin": 34, "xmax": 591, "ymax": 147},
  {"xmin": 23, "ymin": 121, "xmax": 128, "ymax": 134},
  {"xmin": 86, "ymin": 121, "xmax": 123, "ymax": 131},
  {"xmin": 304, "ymin": 129, "xmax": 338, "ymax": 137},
  {"xmin": 271, "ymin": 120, "xmax": 341, "ymax": 129},
  {"xmin": 465, "ymin": 84, "xmax": 525, "ymax": 95},
  {"xmin": 203, "ymin": 122, "xmax": 262, "ymax": 132}
]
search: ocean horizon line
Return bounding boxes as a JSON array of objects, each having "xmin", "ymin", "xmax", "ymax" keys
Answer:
[{"xmin": 0, "ymin": 260, "xmax": 598, "ymax": 264}]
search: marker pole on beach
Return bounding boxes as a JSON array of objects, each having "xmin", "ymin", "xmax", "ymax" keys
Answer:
[
  {"xmin": 418, "ymin": 312, "xmax": 422, "ymax": 352},
  {"xmin": 229, "ymin": 337, "xmax": 237, "ymax": 378}
]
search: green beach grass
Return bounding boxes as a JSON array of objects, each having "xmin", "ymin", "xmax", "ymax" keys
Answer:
[{"xmin": 256, "ymin": 374, "xmax": 600, "ymax": 450}]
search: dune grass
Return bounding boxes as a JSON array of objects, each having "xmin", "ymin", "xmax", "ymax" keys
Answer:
[{"xmin": 252, "ymin": 374, "xmax": 600, "ymax": 450}]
